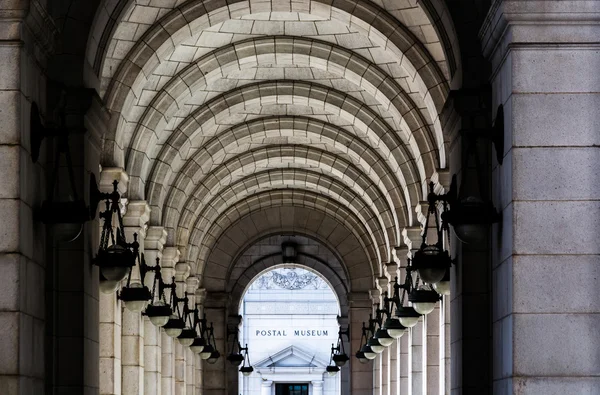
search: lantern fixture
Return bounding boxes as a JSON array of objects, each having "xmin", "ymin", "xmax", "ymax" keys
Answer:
[
  {"xmin": 205, "ymin": 324, "xmax": 220, "ymax": 364},
  {"xmin": 118, "ymin": 251, "xmax": 153, "ymax": 313},
  {"xmin": 355, "ymin": 322, "xmax": 376, "ymax": 362},
  {"xmin": 239, "ymin": 342, "xmax": 254, "ymax": 377},
  {"xmin": 430, "ymin": 96, "xmax": 503, "ymax": 244},
  {"xmin": 140, "ymin": 257, "xmax": 173, "ymax": 326},
  {"xmin": 408, "ymin": 285, "xmax": 441, "ymax": 315},
  {"xmin": 372, "ymin": 301, "xmax": 393, "ymax": 348},
  {"xmin": 330, "ymin": 327, "xmax": 350, "ymax": 368},
  {"xmin": 227, "ymin": 323, "xmax": 249, "ymax": 367},
  {"xmin": 411, "ymin": 183, "xmax": 452, "ymax": 285},
  {"xmin": 381, "ymin": 279, "xmax": 407, "ymax": 339},
  {"xmin": 394, "ymin": 262, "xmax": 423, "ymax": 328},
  {"xmin": 163, "ymin": 279, "xmax": 186, "ymax": 338},
  {"xmin": 433, "ymin": 269, "xmax": 451, "ymax": 296},
  {"xmin": 30, "ymin": 98, "xmax": 102, "ymax": 235},
  {"xmin": 94, "ymin": 180, "xmax": 136, "ymax": 284},
  {"xmin": 176, "ymin": 295, "xmax": 198, "ymax": 347}
]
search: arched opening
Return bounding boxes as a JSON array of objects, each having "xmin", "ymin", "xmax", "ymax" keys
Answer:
[{"xmin": 237, "ymin": 265, "xmax": 344, "ymax": 395}]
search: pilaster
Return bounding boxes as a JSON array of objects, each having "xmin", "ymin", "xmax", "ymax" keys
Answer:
[
  {"xmin": 185, "ymin": 277, "xmax": 199, "ymax": 395},
  {"xmin": 144, "ymin": 226, "xmax": 168, "ymax": 395},
  {"xmin": 161, "ymin": 247, "xmax": 180, "ymax": 395},
  {"xmin": 121, "ymin": 201, "xmax": 151, "ymax": 395},
  {"xmin": 348, "ymin": 291, "xmax": 373, "ymax": 395},
  {"xmin": 98, "ymin": 168, "xmax": 128, "ymax": 395},
  {"xmin": 174, "ymin": 262, "xmax": 190, "ymax": 395},
  {"xmin": 481, "ymin": 2, "xmax": 600, "ymax": 394}
]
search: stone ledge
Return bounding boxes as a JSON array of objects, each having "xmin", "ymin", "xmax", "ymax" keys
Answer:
[{"xmin": 480, "ymin": 0, "xmax": 600, "ymax": 62}]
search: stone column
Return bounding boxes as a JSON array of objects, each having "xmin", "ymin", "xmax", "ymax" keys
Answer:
[
  {"xmin": 0, "ymin": 3, "xmax": 54, "ymax": 393},
  {"xmin": 402, "ymin": 228, "xmax": 424, "ymax": 395},
  {"xmin": 441, "ymin": 297, "xmax": 450, "ymax": 395},
  {"xmin": 174, "ymin": 262, "xmax": 190, "ymax": 395},
  {"xmin": 98, "ymin": 169, "xmax": 128, "ymax": 395},
  {"xmin": 185, "ymin": 276, "xmax": 200, "ymax": 395},
  {"xmin": 425, "ymin": 307, "xmax": 440, "ymax": 395},
  {"xmin": 144, "ymin": 226, "xmax": 168, "ymax": 395},
  {"xmin": 121, "ymin": 201, "xmax": 151, "ymax": 395},
  {"xmin": 376, "ymin": 277, "xmax": 390, "ymax": 395},
  {"xmin": 161, "ymin": 247, "xmax": 180, "ymax": 395},
  {"xmin": 260, "ymin": 380, "xmax": 272, "ymax": 395},
  {"xmin": 204, "ymin": 292, "xmax": 229, "ymax": 394},
  {"xmin": 312, "ymin": 380, "xmax": 324, "ymax": 395},
  {"xmin": 393, "ymin": 248, "xmax": 410, "ymax": 395},
  {"xmin": 337, "ymin": 315, "xmax": 350, "ymax": 395},
  {"xmin": 195, "ymin": 288, "xmax": 206, "ymax": 394},
  {"xmin": 385, "ymin": 262, "xmax": 400, "ymax": 395},
  {"xmin": 369, "ymin": 288, "xmax": 381, "ymax": 395},
  {"xmin": 481, "ymin": 2, "xmax": 600, "ymax": 393},
  {"xmin": 348, "ymin": 291, "xmax": 373, "ymax": 395}
]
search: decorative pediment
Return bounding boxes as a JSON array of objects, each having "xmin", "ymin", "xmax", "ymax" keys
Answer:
[{"xmin": 255, "ymin": 346, "xmax": 328, "ymax": 369}]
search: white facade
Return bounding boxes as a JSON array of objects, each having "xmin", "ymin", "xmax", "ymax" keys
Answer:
[{"xmin": 239, "ymin": 268, "xmax": 341, "ymax": 395}]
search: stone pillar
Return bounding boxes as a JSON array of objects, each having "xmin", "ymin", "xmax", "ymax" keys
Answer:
[
  {"xmin": 204, "ymin": 292, "xmax": 228, "ymax": 395},
  {"xmin": 385, "ymin": 262, "xmax": 400, "ymax": 395},
  {"xmin": 441, "ymin": 297, "xmax": 450, "ymax": 395},
  {"xmin": 261, "ymin": 380, "xmax": 272, "ymax": 395},
  {"xmin": 481, "ymin": 2, "xmax": 600, "ymax": 393},
  {"xmin": 348, "ymin": 291, "xmax": 373, "ymax": 395},
  {"xmin": 185, "ymin": 276, "xmax": 200, "ymax": 395},
  {"xmin": 174, "ymin": 262, "xmax": 190, "ymax": 395},
  {"xmin": 195, "ymin": 288, "xmax": 206, "ymax": 394},
  {"xmin": 338, "ymin": 315, "xmax": 350, "ymax": 395},
  {"xmin": 393, "ymin": 248, "xmax": 410, "ymax": 395},
  {"xmin": 312, "ymin": 380, "xmax": 324, "ymax": 395},
  {"xmin": 369, "ymin": 288, "xmax": 381, "ymax": 395},
  {"xmin": 376, "ymin": 277, "xmax": 390, "ymax": 395},
  {"xmin": 402, "ymin": 228, "xmax": 424, "ymax": 395},
  {"xmin": 98, "ymin": 169, "xmax": 128, "ymax": 395},
  {"xmin": 425, "ymin": 307, "xmax": 440, "ymax": 395},
  {"xmin": 161, "ymin": 247, "xmax": 180, "ymax": 395},
  {"xmin": 121, "ymin": 201, "xmax": 151, "ymax": 395},
  {"xmin": 144, "ymin": 226, "xmax": 168, "ymax": 395},
  {"xmin": 0, "ymin": 4, "xmax": 54, "ymax": 392}
]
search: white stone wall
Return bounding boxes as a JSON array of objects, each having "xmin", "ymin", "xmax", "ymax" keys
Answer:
[{"xmin": 239, "ymin": 268, "xmax": 341, "ymax": 395}]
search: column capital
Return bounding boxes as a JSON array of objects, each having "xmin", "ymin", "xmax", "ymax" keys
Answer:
[
  {"xmin": 376, "ymin": 276, "xmax": 389, "ymax": 292},
  {"xmin": 480, "ymin": 1, "xmax": 600, "ymax": 66},
  {"xmin": 185, "ymin": 276, "xmax": 200, "ymax": 295},
  {"xmin": 385, "ymin": 262, "xmax": 399, "ymax": 279},
  {"xmin": 175, "ymin": 262, "xmax": 191, "ymax": 282},
  {"xmin": 99, "ymin": 167, "xmax": 129, "ymax": 195},
  {"xmin": 123, "ymin": 201, "xmax": 150, "ymax": 230},
  {"xmin": 369, "ymin": 288, "xmax": 381, "ymax": 304},
  {"xmin": 393, "ymin": 246, "xmax": 409, "ymax": 263},
  {"xmin": 415, "ymin": 201, "xmax": 429, "ymax": 228},
  {"xmin": 312, "ymin": 380, "xmax": 324, "ymax": 387},
  {"xmin": 144, "ymin": 226, "xmax": 167, "ymax": 252},
  {"xmin": 402, "ymin": 226, "xmax": 423, "ymax": 253},
  {"xmin": 162, "ymin": 247, "xmax": 180, "ymax": 268}
]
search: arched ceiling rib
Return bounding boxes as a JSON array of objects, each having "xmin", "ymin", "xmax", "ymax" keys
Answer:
[{"xmin": 89, "ymin": 0, "xmax": 458, "ymax": 289}]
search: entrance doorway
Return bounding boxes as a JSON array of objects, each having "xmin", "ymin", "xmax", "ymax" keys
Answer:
[{"xmin": 275, "ymin": 383, "xmax": 309, "ymax": 395}]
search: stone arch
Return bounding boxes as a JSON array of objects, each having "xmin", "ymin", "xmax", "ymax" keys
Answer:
[
  {"xmin": 151, "ymin": 116, "xmax": 417, "ymax": 235},
  {"xmin": 126, "ymin": 80, "xmax": 433, "ymax": 199},
  {"xmin": 91, "ymin": 0, "xmax": 452, "ymax": 170},
  {"xmin": 124, "ymin": 36, "xmax": 441, "ymax": 191},
  {"xmin": 196, "ymin": 203, "xmax": 378, "ymax": 289}
]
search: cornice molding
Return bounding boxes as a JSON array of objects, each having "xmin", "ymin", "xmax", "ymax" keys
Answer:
[{"xmin": 480, "ymin": 1, "xmax": 600, "ymax": 64}]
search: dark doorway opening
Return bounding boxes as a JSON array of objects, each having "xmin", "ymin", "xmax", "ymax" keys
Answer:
[{"xmin": 275, "ymin": 383, "xmax": 309, "ymax": 395}]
